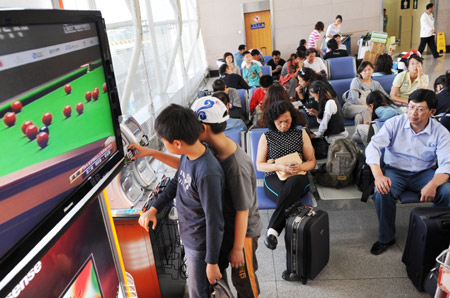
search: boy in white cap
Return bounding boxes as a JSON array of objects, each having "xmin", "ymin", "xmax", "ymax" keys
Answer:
[{"xmin": 191, "ymin": 96, "xmax": 262, "ymax": 298}]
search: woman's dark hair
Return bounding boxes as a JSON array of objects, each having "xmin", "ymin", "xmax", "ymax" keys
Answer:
[
  {"xmin": 314, "ymin": 21, "xmax": 324, "ymax": 31},
  {"xmin": 298, "ymin": 67, "xmax": 321, "ymax": 84},
  {"xmin": 357, "ymin": 61, "xmax": 375, "ymax": 75},
  {"xmin": 327, "ymin": 38, "xmax": 338, "ymax": 51},
  {"xmin": 406, "ymin": 54, "xmax": 423, "ymax": 67},
  {"xmin": 223, "ymin": 52, "xmax": 234, "ymax": 63},
  {"xmin": 336, "ymin": 15, "xmax": 343, "ymax": 21},
  {"xmin": 366, "ymin": 90, "xmax": 393, "ymax": 120},
  {"xmin": 374, "ymin": 54, "xmax": 393, "ymax": 75},
  {"xmin": 305, "ymin": 48, "xmax": 317, "ymax": 57},
  {"xmin": 265, "ymin": 100, "xmax": 299, "ymax": 131},
  {"xmin": 299, "ymin": 39, "xmax": 307, "ymax": 47},
  {"xmin": 433, "ymin": 71, "xmax": 450, "ymax": 91},
  {"xmin": 259, "ymin": 84, "xmax": 290, "ymax": 127},
  {"xmin": 309, "ymin": 80, "xmax": 336, "ymax": 119}
]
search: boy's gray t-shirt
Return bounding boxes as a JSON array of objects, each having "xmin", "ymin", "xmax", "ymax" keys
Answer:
[{"xmin": 220, "ymin": 145, "xmax": 262, "ymax": 238}]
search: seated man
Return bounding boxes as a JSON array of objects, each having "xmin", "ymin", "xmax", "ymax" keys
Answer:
[
  {"xmin": 212, "ymin": 79, "xmax": 242, "ymax": 119},
  {"xmin": 323, "ymin": 38, "xmax": 348, "ymax": 60},
  {"xmin": 266, "ymin": 50, "xmax": 286, "ymax": 81},
  {"xmin": 333, "ymin": 34, "xmax": 348, "ymax": 51},
  {"xmin": 366, "ymin": 89, "xmax": 450, "ymax": 255},
  {"xmin": 219, "ymin": 64, "xmax": 250, "ymax": 90}
]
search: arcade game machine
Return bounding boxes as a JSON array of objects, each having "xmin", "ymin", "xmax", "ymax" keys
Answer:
[
  {"xmin": 104, "ymin": 116, "xmax": 186, "ymax": 298},
  {"xmin": 0, "ymin": 9, "xmax": 130, "ymax": 297}
]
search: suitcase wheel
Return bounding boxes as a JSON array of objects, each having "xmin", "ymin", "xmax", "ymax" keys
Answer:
[
  {"xmin": 282, "ymin": 270, "xmax": 299, "ymax": 281},
  {"xmin": 300, "ymin": 277, "xmax": 307, "ymax": 285}
]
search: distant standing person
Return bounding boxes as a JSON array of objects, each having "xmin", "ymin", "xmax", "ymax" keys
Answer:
[
  {"xmin": 325, "ymin": 15, "xmax": 342, "ymax": 44},
  {"xmin": 308, "ymin": 21, "xmax": 326, "ymax": 57},
  {"xmin": 234, "ymin": 44, "xmax": 247, "ymax": 69},
  {"xmin": 418, "ymin": 3, "xmax": 442, "ymax": 59},
  {"xmin": 383, "ymin": 9, "xmax": 388, "ymax": 32}
]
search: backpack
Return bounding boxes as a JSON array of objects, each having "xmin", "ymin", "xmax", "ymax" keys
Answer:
[
  {"xmin": 342, "ymin": 88, "xmax": 371, "ymax": 105},
  {"xmin": 354, "ymin": 152, "xmax": 375, "ymax": 202},
  {"xmin": 316, "ymin": 139, "xmax": 358, "ymax": 188}
]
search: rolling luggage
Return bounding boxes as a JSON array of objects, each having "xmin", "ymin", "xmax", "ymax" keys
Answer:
[
  {"xmin": 283, "ymin": 205, "xmax": 329, "ymax": 284},
  {"xmin": 401, "ymin": 207, "xmax": 450, "ymax": 291}
]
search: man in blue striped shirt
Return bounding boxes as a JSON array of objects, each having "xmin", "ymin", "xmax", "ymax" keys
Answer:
[{"xmin": 366, "ymin": 89, "xmax": 450, "ymax": 255}]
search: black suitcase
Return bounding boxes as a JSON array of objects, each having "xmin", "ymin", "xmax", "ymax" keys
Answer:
[
  {"xmin": 283, "ymin": 206, "xmax": 330, "ymax": 284},
  {"xmin": 401, "ymin": 207, "xmax": 450, "ymax": 291}
]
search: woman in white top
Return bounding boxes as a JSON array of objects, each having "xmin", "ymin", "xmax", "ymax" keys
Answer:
[
  {"xmin": 326, "ymin": 15, "xmax": 342, "ymax": 44},
  {"xmin": 223, "ymin": 52, "xmax": 241, "ymax": 75},
  {"xmin": 303, "ymin": 49, "xmax": 327, "ymax": 78},
  {"xmin": 308, "ymin": 80, "xmax": 348, "ymax": 144}
]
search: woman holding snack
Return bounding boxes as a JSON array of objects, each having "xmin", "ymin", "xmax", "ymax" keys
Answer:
[{"xmin": 256, "ymin": 100, "xmax": 316, "ymax": 251}]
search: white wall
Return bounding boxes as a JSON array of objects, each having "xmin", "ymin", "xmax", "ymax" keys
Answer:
[
  {"xmin": 198, "ymin": 0, "xmax": 383, "ymax": 70},
  {"xmin": 0, "ymin": 0, "xmax": 53, "ymax": 8}
]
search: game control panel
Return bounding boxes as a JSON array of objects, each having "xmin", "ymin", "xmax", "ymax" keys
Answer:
[{"xmin": 124, "ymin": 134, "xmax": 150, "ymax": 165}]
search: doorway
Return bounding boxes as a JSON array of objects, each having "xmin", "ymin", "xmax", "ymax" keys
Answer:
[
  {"xmin": 383, "ymin": 0, "xmax": 436, "ymax": 53},
  {"xmin": 242, "ymin": 1, "xmax": 273, "ymax": 55}
]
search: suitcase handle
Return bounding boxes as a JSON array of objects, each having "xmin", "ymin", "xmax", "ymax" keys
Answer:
[{"xmin": 421, "ymin": 212, "xmax": 450, "ymax": 220}]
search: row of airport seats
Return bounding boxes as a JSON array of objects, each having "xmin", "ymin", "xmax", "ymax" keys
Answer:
[{"xmin": 224, "ymin": 127, "xmax": 313, "ymax": 209}]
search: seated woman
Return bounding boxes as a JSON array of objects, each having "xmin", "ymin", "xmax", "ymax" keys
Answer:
[
  {"xmin": 223, "ymin": 52, "xmax": 241, "ymax": 75},
  {"xmin": 303, "ymin": 49, "xmax": 327, "ymax": 78},
  {"xmin": 280, "ymin": 50, "xmax": 305, "ymax": 97},
  {"xmin": 308, "ymin": 80, "xmax": 348, "ymax": 143},
  {"xmin": 252, "ymin": 84, "xmax": 307, "ymax": 129},
  {"xmin": 342, "ymin": 61, "xmax": 389, "ymax": 124},
  {"xmin": 434, "ymin": 71, "xmax": 450, "ymax": 115},
  {"xmin": 352, "ymin": 90, "xmax": 403, "ymax": 146},
  {"xmin": 390, "ymin": 54, "xmax": 428, "ymax": 106},
  {"xmin": 256, "ymin": 100, "xmax": 316, "ymax": 251},
  {"xmin": 373, "ymin": 53, "xmax": 395, "ymax": 76},
  {"xmin": 295, "ymin": 67, "xmax": 324, "ymax": 128}
]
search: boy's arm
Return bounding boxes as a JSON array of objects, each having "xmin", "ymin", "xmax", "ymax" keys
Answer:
[
  {"xmin": 129, "ymin": 142, "xmax": 180, "ymax": 169},
  {"xmin": 230, "ymin": 210, "xmax": 249, "ymax": 268},
  {"xmin": 198, "ymin": 175, "xmax": 224, "ymax": 268}
]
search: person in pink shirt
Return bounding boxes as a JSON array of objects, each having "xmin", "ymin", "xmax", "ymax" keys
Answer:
[{"xmin": 308, "ymin": 21, "xmax": 325, "ymax": 57}]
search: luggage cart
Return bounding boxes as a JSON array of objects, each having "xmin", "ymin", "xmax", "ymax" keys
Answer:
[{"xmin": 436, "ymin": 247, "xmax": 450, "ymax": 298}]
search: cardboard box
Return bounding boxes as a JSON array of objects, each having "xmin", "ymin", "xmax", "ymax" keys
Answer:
[
  {"xmin": 371, "ymin": 31, "xmax": 388, "ymax": 43},
  {"xmin": 370, "ymin": 42, "xmax": 386, "ymax": 54},
  {"xmin": 363, "ymin": 51, "xmax": 379, "ymax": 65}
]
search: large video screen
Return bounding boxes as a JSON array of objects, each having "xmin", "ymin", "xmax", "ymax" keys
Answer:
[
  {"xmin": 0, "ymin": 10, "xmax": 123, "ymax": 264},
  {"xmin": 0, "ymin": 197, "xmax": 121, "ymax": 298}
]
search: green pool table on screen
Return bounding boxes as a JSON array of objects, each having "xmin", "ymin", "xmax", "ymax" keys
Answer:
[{"xmin": 0, "ymin": 66, "xmax": 116, "ymax": 178}]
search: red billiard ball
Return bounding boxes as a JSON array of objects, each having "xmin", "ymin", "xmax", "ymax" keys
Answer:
[
  {"xmin": 63, "ymin": 105, "xmax": 72, "ymax": 118},
  {"xmin": 39, "ymin": 126, "xmax": 49, "ymax": 134},
  {"xmin": 42, "ymin": 112, "xmax": 52, "ymax": 126},
  {"xmin": 21, "ymin": 120, "xmax": 33, "ymax": 134},
  {"xmin": 85, "ymin": 91, "xmax": 92, "ymax": 102},
  {"xmin": 92, "ymin": 88, "xmax": 99, "ymax": 101},
  {"xmin": 102, "ymin": 82, "xmax": 107, "ymax": 93},
  {"xmin": 11, "ymin": 101, "xmax": 22, "ymax": 113},
  {"xmin": 64, "ymin": 84, "xmax": 72, "ymax": 95},
  {"xmin": 3, "ymin": 112, "xmax": 16, "ymax": 127},
  {"xmin": 37, "ymin": 132, "xmax": 49, "ymax": 148},
  {"xmin": 25, "ymin": 124, "xmax": 38, "ymax": 140},
  {"xmin": 76, "ymin": 102, "xmax": 84, "ymax": 115}
]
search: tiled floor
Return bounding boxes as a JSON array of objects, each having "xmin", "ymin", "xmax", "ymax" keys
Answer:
[{"xmin": 194, "ymin": 53, "xmax": 450, "ymax": 297}]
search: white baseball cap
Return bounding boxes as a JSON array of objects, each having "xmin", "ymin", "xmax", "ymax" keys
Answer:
[{"xmin": 191, "ymin": 96, "xmax": 230, "ymax": 124}]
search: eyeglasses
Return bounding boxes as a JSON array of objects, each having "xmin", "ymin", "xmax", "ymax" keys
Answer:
[{"xmin": 407, "ymin": 104, "xmax": 429, "ymax": 113}]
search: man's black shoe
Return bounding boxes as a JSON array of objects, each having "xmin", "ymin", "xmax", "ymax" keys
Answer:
[
  {"xmin": 264, "ymin": 234, "xmax": 277, "ymax": 250},
  {"xmin": 434, "ymin": 54, "xmax": 443, "ymax": 58},
  {"xmin": 370, "ymin": 239, "xmax": 396, "ymax": 255}
]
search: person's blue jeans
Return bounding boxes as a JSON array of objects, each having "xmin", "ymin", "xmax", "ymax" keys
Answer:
[
  {"xmin": 373, "ymin": 166, "xmax": 450, "ymax": 243},
  {"xmin": 185, "ymin": 247, "xmax": 209, "ymax": 298}
]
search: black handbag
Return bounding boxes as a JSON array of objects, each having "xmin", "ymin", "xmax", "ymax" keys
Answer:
[{"xmin": 311, "ymin": 137, "xmax": 329, "ymax": 160}]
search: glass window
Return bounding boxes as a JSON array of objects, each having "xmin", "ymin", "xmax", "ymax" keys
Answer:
[{"xmin": 150, "ymin": 0, "xmax": 176, "ymax": 22}]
